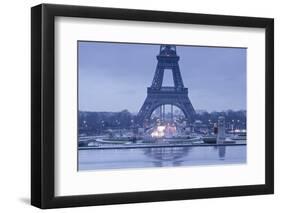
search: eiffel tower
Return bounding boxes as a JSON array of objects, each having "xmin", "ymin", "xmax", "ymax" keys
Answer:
[{"xmin": 137, "ymin": 45, "xmax": 195, "ymax": 125}]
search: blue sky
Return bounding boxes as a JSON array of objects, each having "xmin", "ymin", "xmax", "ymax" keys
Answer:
[{"xmin": 78, "ymin": 41, "xmax": 246, "ymax": 113}]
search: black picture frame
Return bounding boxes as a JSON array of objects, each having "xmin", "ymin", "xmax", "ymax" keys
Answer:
[{"xmin": 31, "ymin": 3, "xmax": 274, "ymax": 209}]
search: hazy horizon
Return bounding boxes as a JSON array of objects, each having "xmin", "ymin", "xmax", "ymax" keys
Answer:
[{"xmin": 78, "ymin": 109, "xmax": 247, "ymax": 114}]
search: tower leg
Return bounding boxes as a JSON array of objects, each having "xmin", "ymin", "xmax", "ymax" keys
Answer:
[
  {"xmin": 160, "ymin": 105, "xmax": 162, "ymax": 121},
  {"xmin": 163, "ymin": 105, "xmax": 165, "ymax": 122},
  {"xmin": 171, "ymin": 104, "xmax": 173, "ymax": 121}
]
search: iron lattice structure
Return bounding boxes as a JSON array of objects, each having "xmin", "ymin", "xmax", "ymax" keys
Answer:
[{"xmin": 137, "ymin": 45, "xmax": 195, "ymax": 125}]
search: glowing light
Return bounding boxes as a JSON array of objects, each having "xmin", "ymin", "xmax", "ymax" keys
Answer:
[
  {"xmin": 157, "ymin": 126, "xmax": 166, "ymax": 132},
  {"xmin": 151, "ymin": 125, "xmax": 166, "ymax": 138},
  {"xmin": 234, "ymin": 129, "xmax": 246, "ymax": 133}
]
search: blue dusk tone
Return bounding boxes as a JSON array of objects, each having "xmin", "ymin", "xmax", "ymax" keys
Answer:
[
  {"xmin": 78, "ymin": 42, "xmax": 247, "ymax": 171},
  {"xmin": 78, "ymin": 42, "xmax": 246, "ymax": 113}
]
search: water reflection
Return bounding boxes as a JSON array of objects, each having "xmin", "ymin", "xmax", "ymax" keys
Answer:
[
  {"xmin": 78, "ymin": 145, "xmax": 245, "ymax": 171},
  {"xmin": 143, "ymin": 147, "xmax": 192, "ymax": 167},
  {"xmin": 143, "ymin": 146, "xmax": 227, "ymax": 166},
  {"xmin": 213, "ymin": 146, "xmax": 226, "ymax": 160}
]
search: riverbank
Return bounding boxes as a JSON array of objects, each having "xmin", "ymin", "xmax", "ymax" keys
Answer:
[{"xmin": 79, "ymin": 142, "xmax": 246, "ymax": 150}]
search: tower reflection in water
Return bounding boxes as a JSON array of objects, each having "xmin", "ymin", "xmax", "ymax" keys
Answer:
[
  {"xmin": 143, "ymin": 146, "xmax": 227, "ymax": 167},
  {"xmin": 143, "ymin": 147, "xmax": 192, "ymax": 167}
]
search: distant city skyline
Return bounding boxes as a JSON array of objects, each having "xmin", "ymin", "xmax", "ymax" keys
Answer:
[{"xmin": 78, "ymin": 41, "xmax": 246, "ymax": 113}]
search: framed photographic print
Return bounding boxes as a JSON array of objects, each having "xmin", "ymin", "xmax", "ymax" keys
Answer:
[{"xmin": 31, "ymin": 3, "xmax": 274, "ymax": 209}]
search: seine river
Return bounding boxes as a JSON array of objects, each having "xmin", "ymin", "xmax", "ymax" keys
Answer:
[{"xmin": 78, "ymin": 145, "xmax": 246, "ymax": 171}]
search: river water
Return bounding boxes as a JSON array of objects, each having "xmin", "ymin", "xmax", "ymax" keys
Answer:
[{"xmin": 78, "ymin": 145, "xmax": 246, "ymax": 171}]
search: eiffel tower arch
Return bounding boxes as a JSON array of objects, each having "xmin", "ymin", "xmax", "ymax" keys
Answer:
[{"xmin": 137, "ymin": 45, "xmax": 195, "ymax": 125}]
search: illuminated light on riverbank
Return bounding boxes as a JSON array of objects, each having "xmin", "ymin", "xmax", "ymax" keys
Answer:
[
  {"xmin": 151, "ymin": 125, "xmax": 166, "ymax": 138},
  {"xmin": 229, "ymin": 129, "xmax": 247, "ymax": 134}
]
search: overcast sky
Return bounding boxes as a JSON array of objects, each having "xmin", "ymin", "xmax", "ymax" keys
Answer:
[{"xmin": 78, "ymin": 41, "xmax": 246, "ymax": 113}]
